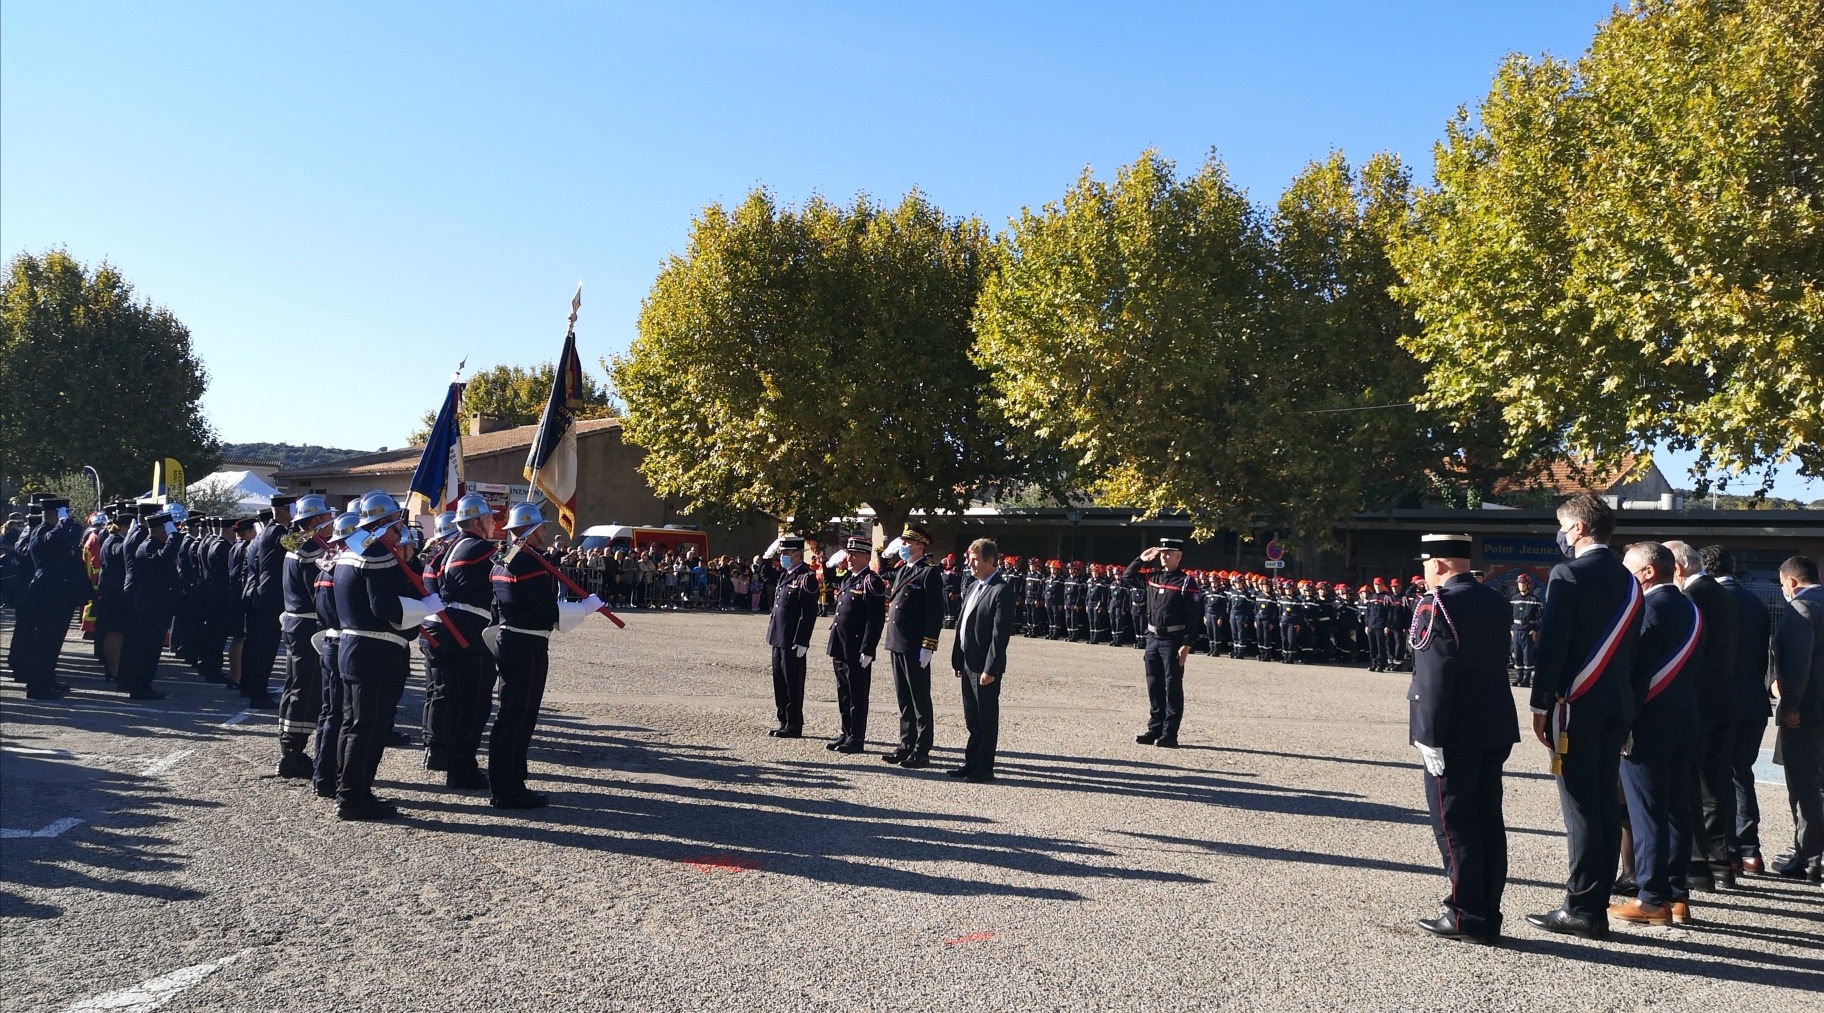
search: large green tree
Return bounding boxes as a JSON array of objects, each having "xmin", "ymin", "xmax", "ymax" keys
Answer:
[
  {"xmin": 1, "ymin": 250, "xmax": 220, "ymax": 500},
  {"xmin": 1391, "ymin": 0, "xmax": 1824, "ymax": 493},
  {"xmin": 408, "ymin": 361, "xmax": 616, "ymax": 445},
  {"xmin": 975, "ymin": 149, "xmax": 1449, "ymax": 539},
  {"xmin": 612, "ymin": 188, "xmax": 1018, "ymax": 536}
]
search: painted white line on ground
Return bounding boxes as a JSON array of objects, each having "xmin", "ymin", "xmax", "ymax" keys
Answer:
[
  {"xmin": 219, "ymin": 710, "xmax": 252, "ymax": 727},
  {"xmin": 59, "ymin": 948, "xmax": 249, "ymax": 1013},
  {"xmin": 0, "ymin": 746, "xmax": 74, "ymax": 758},
  {"xmin": 141, "ymin": 750, "xmax": 193, "ymax": 777},
  {"xmin": 0, "ymin": 817, "xmax": 83, "ymax": 840}
]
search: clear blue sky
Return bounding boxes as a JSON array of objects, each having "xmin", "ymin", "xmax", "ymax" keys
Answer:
[{"xmin": 4, "ymin": 2, "xmax": 1812, "ymax": 500}]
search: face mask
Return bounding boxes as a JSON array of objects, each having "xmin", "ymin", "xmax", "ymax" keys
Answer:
[
  {"xmin": 1554, "ymin": 529, "xmax": 1575, "ymax": 559},
  {"xmin": 896, "ymin": 544, "xmax": 913, "ymax": 562}
]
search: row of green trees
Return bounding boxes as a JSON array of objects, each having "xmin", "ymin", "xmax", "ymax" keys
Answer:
[{"xmin": 610, "ymin": 0, "xmax": 1821, "ymax": 539}]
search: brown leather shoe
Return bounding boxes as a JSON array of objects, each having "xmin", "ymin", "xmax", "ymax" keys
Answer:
[
  {"xmin": 1741, "ymin": 855, "xmax": 1765, "ymax": 875},
  {"xmin": 1669, "ymin": 900, "xmax": 1693, "ymax": 925},
  {"xmin": 1607, "ymin": 899, "xmax": 1671, "ymax": 926}
]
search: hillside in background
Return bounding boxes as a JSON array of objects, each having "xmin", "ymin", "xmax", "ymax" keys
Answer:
[{"xmin": 220, "ymin": 442, "xmax": 377, "ymax": 471}]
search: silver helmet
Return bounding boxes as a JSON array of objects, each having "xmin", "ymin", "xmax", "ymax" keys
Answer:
[
  {"xmin": 357, "ymin": 490, "xmax": 401, "ymax": 529},
  {"xmin": 433, "ymin": 511, "xmax": 459, "ymax": 540},
  {"xmin": 504, "ymin": 502, "xmax": 545, "ymax": 533},
  {"xmin": 454, "ymin": 493, "xmax": 491, "ymax": 524},
  {"xmin": 293, "ymin": 494, "xmax": 333, "ymax": 526},
  {"xmin": 329, "ymin": 512, "xmax": 361, "ymax": 544}
]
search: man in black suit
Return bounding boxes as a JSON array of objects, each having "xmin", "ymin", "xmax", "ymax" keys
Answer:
[
  {"xmin": 1665, "ymin": 539, "xmax": 1742, "ymax": 891},
  {"xmin": 881, "ymin": 522, "xmax": 945, "ymax": 769},
  {"xmin": 1525, "ymin": 494, "xmax": 1643, "ymax": 940},
  {"xmin": 1408, "ymin": 534, "xmax": 1519, "ymax": 945},
  {"xmin": 1704, "ymin": 545, "xmax": 1774, "ymax": 874},
  {"xmin": 949, "ymin": 538, "xmax": 1017, "ymax": 783},
  {"xmin": 1611, "ymin": 542, "xmax": 1704, "ymax": 927},
  {"xmin": 1771, "ymin": 555, "xmax": 1824, "ymax": 882}
]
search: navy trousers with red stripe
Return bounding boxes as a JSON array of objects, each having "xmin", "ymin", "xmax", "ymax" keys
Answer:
[
  {"xmin": 1425, "ymin": 743, "xmax": 1512, "ymax": 938},
  {"xmin": 490, "ymin": 631, "xmax": 549, "ymax": 799}
]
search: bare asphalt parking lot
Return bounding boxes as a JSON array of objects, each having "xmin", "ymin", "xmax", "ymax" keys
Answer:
[{"xmin": 3, "ymin": 610, "xmax": 1818, "ymax": 1012}]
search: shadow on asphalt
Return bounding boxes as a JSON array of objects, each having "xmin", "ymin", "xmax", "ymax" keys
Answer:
[
  {"xmin": 1199, "ymin": 743, "xmax": 1557, "ymax": 781},
  {"xmin": 1506, "ymin": 931, "xmax": 1824, "ymax": 991}
]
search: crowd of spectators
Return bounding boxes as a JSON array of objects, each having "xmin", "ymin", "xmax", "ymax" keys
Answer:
[{"xmin": 551, "ymin": 541, "xmax": 805, "ymax": 613}]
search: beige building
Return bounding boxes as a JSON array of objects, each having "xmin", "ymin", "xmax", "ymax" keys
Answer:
[{"xmin": 274, "ymin": 417, "xmax": 776, "ymax": 555}]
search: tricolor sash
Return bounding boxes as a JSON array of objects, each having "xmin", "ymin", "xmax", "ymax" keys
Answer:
[
  {"xmin": 1644, "ymin": 596, "xmax": 1704, "ymax": 703},
  {"xmin": 1565, "ymin": 578, "xmax": 1642, "ymax": 703}
]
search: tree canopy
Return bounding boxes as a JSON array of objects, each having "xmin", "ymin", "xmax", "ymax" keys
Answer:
[
  {"xmin": 1390, "ymin": 0, "xmax": 1824, "ymax": 494},
  {"xmin": 973, "ymin": 150, "xmax": 1465, "ymax": 540},
  {"xmin": 408, "ymin": 362, "xmax": 616, "ymax": 445},
  {"xmin": 1, "ymin": 250, "xmax": 220, "ymax": 500},
  {"xmin": 612, "ymin": 188, "xmax": 1020, "ymax": 536}
]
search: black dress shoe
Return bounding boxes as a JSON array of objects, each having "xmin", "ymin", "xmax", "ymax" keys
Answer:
[
  {"xmin": 767, "ymin": 727, "xmax": 787, "ymax": 737},
  {"xmin": 385, "ymin": 730, "xmax": 413, "ymax": 747},
  {"xmin": 1417, "ymin": 914, "xmax": 1493, "ymax": 945},
  {"xmin": 898, "ymin": 754, "xmax": 931, "ymax": 769},
  {"xmin": 1135, "ymin": 732, "xmax": 1160, "ymax": 745},
  {"xmin": 882, "ymin": 750, "xmax": 910, "ymax": 765},
  {"xmin": 1525, "ymin": 908, "xmax": 1608, "ymax": 940},
  {"xmin": 275, "ymin": 754, "xmax": 314, "ymax": 779},
  {"xmin": 128, "ymin": 690, "xmax": 168, "ymax": 701},
  {"xmin": 336, "ymin": 799, "xmax": 400, "ymax": 821},
  {"xmin": 490, "ymin": 791, "xmax": 548, "ymax": 810},
  {"xmin": 835, "ymin": 742, "xmax": 866, "ymax": 754},
  {"xmin": 946, "ymin": 767, "xmax": 974, "ymax": 778},
  {"xmin": 1611, "ymin": 877, "xmax": 1639, "ymax": 897},
  {"xmin": 825, "ymin": 738, "xmax": 847, "ymax": 751},
  {"xmin": 424, "ymin": 755, "xmax": 449, "ymax": 772},
  {"xmin": 25, "ymin": 685, "xmax": 69, "ymax": 700},
  {"xmin": 245, "ymin": 694, "xmax": 279, "ymax": 709},
  {"xmin": 1154, "ymin": 738, "xmax": 1179, "ymax": 748},
  {"xmin": 446, "ymin": 769, "xmax": 490, "ymax": 790},
  {"xmin": 964, "ymin": 772, "xmax": 995, "ymax": 783}
]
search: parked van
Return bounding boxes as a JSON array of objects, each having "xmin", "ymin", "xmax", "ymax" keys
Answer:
[{"xmin": 576, "ymin": 524, "xmax": 709, "ymax": 559}]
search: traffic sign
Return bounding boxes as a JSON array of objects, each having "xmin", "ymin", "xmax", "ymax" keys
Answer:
[
  {"xmin": 1265, "ymin": 559, "xmax": 1285, "ymax": 569},
  {"xmin": 1265, "ymin": 539, "xmax": 1283, "ymax": 561}
]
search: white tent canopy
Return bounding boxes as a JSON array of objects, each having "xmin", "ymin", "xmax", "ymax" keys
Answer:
[{"xmin": 186, "ymin": 469, "xmax": 278, "ymax": 515}]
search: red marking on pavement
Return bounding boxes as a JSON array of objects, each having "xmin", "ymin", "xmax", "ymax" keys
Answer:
[
  {"xmin": 943, "ymin": 931, "xmax": 995, "ymax": 945},
  {"xmin": 681, "ymin": 854, "xmax": 763, "ymax": 873}
]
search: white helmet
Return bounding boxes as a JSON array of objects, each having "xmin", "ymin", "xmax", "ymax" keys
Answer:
[
  {"xmin": 358, "ymin": 491, "xmax": 402, "ymax": 529},
  {"xmin": 454, "ymin": 493, "xmax": 491, "ymax": 524},
  {"xmin": 293, "ymin": 494, "xmax": 333, "ymax": 526},
  {"xmin": 504, "ymin": 502, "xmax": 545, "ymax": 533}
]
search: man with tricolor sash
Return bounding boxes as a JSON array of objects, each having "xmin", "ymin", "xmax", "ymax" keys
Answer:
[
  {"xmin": 1609, "ymin": 541, "xmax": 1705, "ymax": 927},
  {"xmin": 1526, "ymin": 494, "xmax": 1644, "ymax": 940}
]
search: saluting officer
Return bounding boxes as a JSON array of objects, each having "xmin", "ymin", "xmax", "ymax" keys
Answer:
[
  {"xmin": 764, "ymin": 534, "xmax": 819, "ymax": 738},
  {"xmin": 1125, "ymin": 539, "xmax": 1201, "ymax": 747},
  {"xmin": 1407, "ymin": 534, "xmax": 1520, "ymax": 945},
  {"xmin": 276, "ymin": 495, "xmax": 335, "ymax": 778},
  {"xmin": 825, "ymin": 535, "xmax": 886, "ymax": 754},
  {"xmin": 119, "ymin": 510, "xmax": 185, "ymax": 700},
  {"xmin": 423, "ymin": 495, "xmax": 497, "ymax": 789},
  {"xmin": 882, "ymin": 523, "xmax": 945, "ymax": 768},
  {"xmin": 1508, "ymin": 572, "xmax": 1542, "ymax": 687}
]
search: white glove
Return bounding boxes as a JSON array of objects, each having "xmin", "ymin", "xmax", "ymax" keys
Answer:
[
  {"xmin": 793, "ymin": 645, "xmax": 807, "ymax": 658},
  {"xmin": 579, "ymin": 594, "xmax": 603, "ymax": 613},
  {"xmin": 421, "ymin": 593, "xmax": 445, "ymax": 616},
  {"xmin": 1417, "ymin": 743, "xmax": 1446, "ymax": 777},
  {"xmin": 859, "ymin": 654, "xmax": 872, "ymax": 668},
  {"xmin": 919, "ymin": 648, "xmax": 933, "ymax": 667},
  {"xmin": 394, "ymin": 596, "xmax": 432, "ymax": 630}
]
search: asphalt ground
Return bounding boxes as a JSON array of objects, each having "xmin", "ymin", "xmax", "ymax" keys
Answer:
[{"xmin": 2, "ymin": 608, "xmax": 1818, "ymax": 1012}]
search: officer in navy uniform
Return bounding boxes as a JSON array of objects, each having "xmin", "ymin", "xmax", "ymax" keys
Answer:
[
  {"xmin": 1254, "ymin": 582, "xmax": 1280, "ymax": 663},
  {"xmin": 1125, "ymin": 539, "xmax": 1201, "ymax": 747},
  {"xmin": 1021, "ymin": 559, "xmax": 1045, "ymax": 638},
  {"xmin": 1228, "ymin": 577, "xmax": 1254, "ymax": 659},
  {"xmin": 1508, "ymin": 572, "xmax": 1542, "ymax": 687},
  {"xmin": 488, "ymin": 502, "xmax": 601, "ymax": 809},
  {"xmin": 240, "ymin": 494, "xmax": 295, "ymax": 708},
  {"xmin": 1063, "ymin": 561, "xmax": 1086, "ymax": 642},
  {"xmin": 311, "ymin": 512, "xmax": 356, "ymax": 798},
  {"xmin": 764, "ymin": 534, "xmax": 819, "ymax": 737},
  {"xmin": 1608, "ymin": 541, "xmax": 1704, "ymax": 927},
  {"xmin": 1526, "ymin": 494, "xmax": 1643, "ymax": 940},
  {"xmin": 882, "ymin": 523, "xmax": 945, "ymax": 768},
  {"xmin": 1408, "ymin": 534, "xmax": 1519, "ymax": 945},
  {"xmin": 92, "ymin": 507, "xmax": 129, "ymax": 681},
  {"xmin": 825, "ymin": 535, "xmax": 886, "ymax": 754},
  {"xmin": 1127, "ymin": 574, "xmax": 1147, "ymax": 651},
  {"xmin": 1365, "ymin": 579, "xmax": 1390, "ymax": 671},
  {"xmin": 276, "ymin": 496, "xmax": 335, "ymax": 778},
  {"xmin": 423, "ymin": 495, "xmax": 497, "ymax": 789},
  {"xmin": 119, "ymin": 510, "xmax": 186, "ymax": 700},
  {"xmin": 1279, "ymin": 583, "xmax": 1304, "ymax": 664},
  {"xmin": 17, "ymin": 499, "xmax": 91, "ymax": 699},
  {"xmin": 1044, "ymin": 560, "xmax": 1067, "ymax": 641},
  {"xmin": 332, "ymin": 492, "xmax": 430, "ymax": 821}
]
